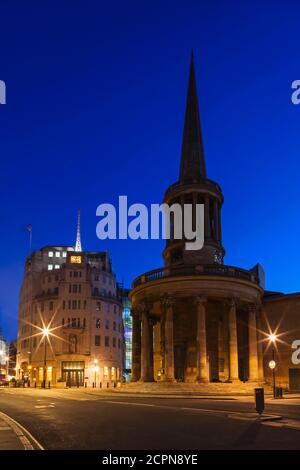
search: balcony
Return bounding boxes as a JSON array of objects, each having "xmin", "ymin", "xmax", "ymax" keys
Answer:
[{"xmin": 132, "ymin": 264, "xmax": 259, "ymax": 289}]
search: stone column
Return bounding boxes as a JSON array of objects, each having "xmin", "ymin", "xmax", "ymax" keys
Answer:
[
  {"xmin": 256, "ymin": 306, "xmax": 264, "ymax": 381},
  {"xmin": 131, "ymin": 310, "xmax": 141, "ymax": 381},
  {"xmin": 214, "ymin": 200, "xmax": 220, "ymax": 242},
  {"xmin": 140, "ymin": 304, "xmax": 154, "ymax": 382},
  {"xmin": 228, "ymin": 299, "xmax": 239, "ymax": 382},
  {"xmin": 162, "ymin": 297, "xmax": 175, "ymax": 381},
  {"xmin": 195, "ymin": 296, "xmax": 208, "ymax": 382},
  {"xmin": 204, "ymin": 195, "xmax": 211, "ymax": 239},
  {"xmin": 248, "ymin": 304, "xmax": 259, "ymax": 381}
]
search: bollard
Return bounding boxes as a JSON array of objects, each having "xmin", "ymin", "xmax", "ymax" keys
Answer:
[
  {"xmin": 48, "ymin": 381, "xmax": 51, "ymax": 389},
  {"xmin": 254, "ymin": 388, "xmax": 265, "ymax": 415}
]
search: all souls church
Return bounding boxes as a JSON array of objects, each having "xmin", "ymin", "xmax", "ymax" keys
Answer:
[{"xmin": 129, "ymin": 53, "xmax": 300, "ymax": 391}]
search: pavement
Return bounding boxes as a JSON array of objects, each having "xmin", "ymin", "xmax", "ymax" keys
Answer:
[
  {"xmin": 0, "ymin": 410, "xmax": 42, "ymax": 450},
  {"xmin": 1, "ymin": 387, "xmax": 300, "ymax": 450}
]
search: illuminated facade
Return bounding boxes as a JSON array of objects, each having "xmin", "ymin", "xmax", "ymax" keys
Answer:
[
  {"xmin": 130, "ymin": 55, "xmax": 265, "ymax": 387},
  {"xmin": 129, "ymin": 54, "xmax": 300, "ymax": 391},
  {"xmin": 17, "ymin": 217, "xmax": 124, "ymax": 387}
]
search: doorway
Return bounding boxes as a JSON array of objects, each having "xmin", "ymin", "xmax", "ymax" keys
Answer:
[
  {"xmin": 289, "ymin": 369, "xmax": 300, "ymax": 390},
  {"xmin": 62, "ymin": 361, "xmax": 85, "ymax": 387}
]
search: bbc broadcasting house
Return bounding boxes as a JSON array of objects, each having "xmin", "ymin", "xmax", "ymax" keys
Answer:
[{"xmin": 16, "ymin": 215, "xmax": 125, "ymax": 387}]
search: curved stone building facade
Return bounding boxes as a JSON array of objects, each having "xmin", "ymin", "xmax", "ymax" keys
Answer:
[{"xmin": 17, "ymin": 242, "xmax": 124, "ymax": 387}]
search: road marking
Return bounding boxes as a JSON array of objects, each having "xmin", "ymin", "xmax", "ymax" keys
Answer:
[
  {"xmin": 34, "ymin": 405, "xmax": 55, "ymax": 408},
  {"xmin": 0, "ymin": 411, "xmax": 44, "ymax": 450},
  {"xmin": 105, "ymin": 401, "xmax": 155, "ymax": 407}
]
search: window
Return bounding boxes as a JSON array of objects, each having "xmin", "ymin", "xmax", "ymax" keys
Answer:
[
  {"xmin": 48, "ymin": 251, "xmax": 53, "ymax": 258},
  {"xmin": 72, "ymin": 300, "xmax": 77, "ymax": 309},
  {"xmin": 95, "ymin": 335, "xmax": 101, "ymax": 346},
  {"xmin": 113, "ymin": 321, "xmax": 116, "ymax": 331},
  {"xmin": 95, "ymin": 275, "xmax": 99, "ymax": 281},
  {"xmin": 49, "ymin": 301, "xmax": 54, "ymax": 311},
  {"xmin": 105, "ymin": 320, "xmax": 109, "ymax": 330},
  {"xmin": 71, "ymin": 318, "xmax": 77, "ymax": 328},
  {"xmin": 55, "ymin": 252, "xmax": 60, "ymax": 258},
  {"xmin": 96, "ymin": 302, "xmax": 101, "ymax": 311},
  {"xmin": 62, "ymin": 318, "xmax": 65, "ymax": 326},
  {"xmin": 62, "ymin": 251, "xmax": 67, "ymax": 258},
  {"xmin": 118, "ymin": 339, "xmax": 121, "ymax": 349},
  {"xmin": 96, "ymin": 319, "xmax": 101, "ymax": 329},
  {"xmin": 48, "ymin": 264, "xmax": 53, "ymax": 271},
  {"xmin": 77, "ymin": 318, "xmax": 80, "ymax": 328},
  {"xmin": 54, "ymin": 265, "xmax": 60, "ymax": 270},
  {"xmin": 84, "ymin": 300, "xmax": 87, "ymax": 309},
  {"xmin": 105, "ymin": 336, "xmax": 109, "ymax": 347},
  {"xmin": 114, "ymin": 305, "xmax": 117, "ymax": 314},
  {"xmin": 83, "ymin": 318, "xmax": 86, "ymax": 329},
  {"xmin": 113, "ymin": 337, "xmax": 116, "ymax": 348},
  {"xmin": 72, "ymin": 285, "xmax": 78, "ymax": 293}
]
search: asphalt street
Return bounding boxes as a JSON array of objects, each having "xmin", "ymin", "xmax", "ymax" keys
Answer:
[{"xmin": 1, "ymin": 388, "xmax": 300, "ymax": 450}]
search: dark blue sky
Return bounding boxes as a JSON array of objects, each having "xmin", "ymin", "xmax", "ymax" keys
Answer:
[{"xmin": 1, "ymin": 0, "xmax": 300, "ymax": 340}]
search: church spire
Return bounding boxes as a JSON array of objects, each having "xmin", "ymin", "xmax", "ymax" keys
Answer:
[
  {"xmin": 75, "ymin": 209, "xmax": 82, "ymax": 252},
  {"xmin": 179, "ymin": 51, "xmax": 206, "ymax": 182}
]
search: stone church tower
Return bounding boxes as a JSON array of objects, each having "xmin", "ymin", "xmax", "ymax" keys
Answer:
[{"xmin": 130, "ymin": 54, "xmax": 264, "ymax": 386}]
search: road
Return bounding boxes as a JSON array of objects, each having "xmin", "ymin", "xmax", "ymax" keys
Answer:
[{"xmin": 1, "ymin": 388, "xmax": 300, "ymax": 450}]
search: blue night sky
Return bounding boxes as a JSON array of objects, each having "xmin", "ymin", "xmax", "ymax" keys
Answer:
[{"xmin": 1, "ymin": 0, "xmax": 300, "ymax": 340}]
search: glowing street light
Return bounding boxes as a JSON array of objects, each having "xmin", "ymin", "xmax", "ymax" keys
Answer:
[
  {"xmin": 268, "ymin": 333, "xmax": 277, "ymax": 398},
  {"xmin": 42, "ymin": 327, "xmax": 50, "ymax": 389},
  {"xmin": 93, "ymin": 359, "xmax": 99, "ymax": 388}
]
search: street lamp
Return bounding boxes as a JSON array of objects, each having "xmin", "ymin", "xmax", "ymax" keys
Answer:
[
  {"xmin": 42, "ymin": 327, "xmax": 50, "ymax": 388},
  {"xmin": 93, "ymin": 359, "xmax": 99, "ymax": 388},
  {"xmin": 268, "ymin": 333, "xmax": 277, "ymax": 398},
  {"xmin": 5, "ymin": 356, "xmax": 9, "ymax": 378}
]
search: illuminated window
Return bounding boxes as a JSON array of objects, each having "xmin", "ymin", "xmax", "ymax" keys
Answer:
[
  {"xmin": 62, "ymin": 251, "xmax": 67, "ymax": 258},
  {"xmin": 111, "ymin": 367, "xmax": 116, "ymax": 381},
  {"xmin": 70, "ymin": 256, "xmax": 82, "ymax": 264},
  {"xmin": 48, "ymin": 252, "xmax": 53, "ymax": 258},
  {"xmin": 104, "ymin": 366, "xmax": 109, "ymax": 378},
  {"xmin": 55, "ymin": 252, "xmax": 60, "ymax": 258},
  {"xmin": 48, "ymin": 265, "xmax": 53, "ymax": 271},
  {"xmin": 54, "ymin": 265, "xmax": 60, "ymax": 269},
  {"xmin": 96, "ymin": 319, "xmax": 101, "ymax": 329}
]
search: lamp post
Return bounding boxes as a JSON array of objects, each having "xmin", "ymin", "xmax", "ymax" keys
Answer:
[
  {"xmin": 5, "ymin": 356, "xmax": 9, "ymax": 379},
  {"xmin": 268, "ymin": 334, "xmax": 277, "ymax": 398},
  {"xmin": 93, "ymin": 359, "xmax": 99, "ymax": 387},
  {"xmin": 42, "ymin": 327, "xmax": 50, "ymax": 388}
]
